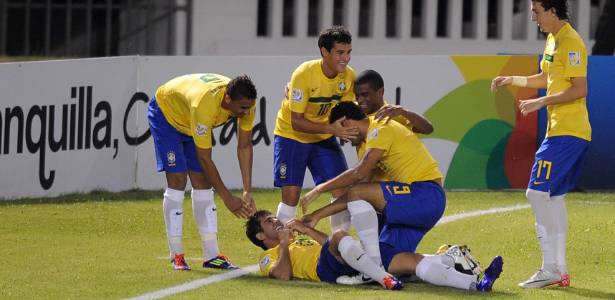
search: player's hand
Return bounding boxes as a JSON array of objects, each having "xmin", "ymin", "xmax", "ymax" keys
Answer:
[
  {"xmin": 300, "ymin": 186, "xmax": 321, "ymax": 214},
  {"xmin": 224, "ymin": 195, "xmax": 251, "ymax": 219},
  {"xmin": 374, "ymin": 105, "xmax": 405, "ymax": 122},
  {"xmin": 243, "ymin": 191, "xmax": 257, "ymax": 216},
  {"xmin": 278, "ymin": 228, "xmax": 293, "ymax": 246},
  {"xmin": 491, "ymin": 76, "xmax": 512, "ymax": 93},
  {"xmin": 285, "ymin": 218, "xmax": 308, "ymax": 234},
  {"xmin": 518, "ymin": 98, "xmax": 545, "ymax": 116},
  {"xmin": 330, "ymin": 117, "xmax": 359, "ymax": 142},
  {"xmin": 301, "ymin": 213, "xmax": 320, "ymax": 229}
]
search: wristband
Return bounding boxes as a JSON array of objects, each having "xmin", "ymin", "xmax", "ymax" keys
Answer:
[{"xmin": 511, "ymin": 76, "xmax": 528, "ymax": 87}]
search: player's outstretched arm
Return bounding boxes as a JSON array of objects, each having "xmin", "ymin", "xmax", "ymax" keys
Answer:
[
  {"xmin": 291, "ymin": 112, "xmax": 359, "ymax": 141},
  {"xmin": 237, "ymin": 128, "xmax": 256, "ymax": 215},
  {"xmin": 286, "ymin": 219, "xmax": 328, "ymax": 245},
  {"xmin": 519, "ymin": 76, "xmax": 587, "ymax": 116},
  {"xmin": 196, "ymin": 147, "xmax": 251, "ymax": 218},
  {"xmin": 374, "ymin": 105, "xmax": 433, "ymax": 134},
  {"xmin": 491, "ymin": 72, "xmax": 547, "ymax": 92}
]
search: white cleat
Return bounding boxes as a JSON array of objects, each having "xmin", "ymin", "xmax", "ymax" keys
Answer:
[
  {"xmin": 518, "ymin": 269, "xmax": 563, "ymax": 288},
  {"xmin": 336, "ymin": 273, "xmax": 374, "ymax": 285}
]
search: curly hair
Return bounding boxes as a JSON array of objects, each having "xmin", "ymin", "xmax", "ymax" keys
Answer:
[
  {"xmin": 318, "ymin": 26, "xmax": 352, "ymax": 52},
  {"xmin": 532, "ymin": 0, "xmax": 570, "ymax": 20},
  {"xmin": 226, "ymin": 74, "xmax": 257, "ymax": 101}
]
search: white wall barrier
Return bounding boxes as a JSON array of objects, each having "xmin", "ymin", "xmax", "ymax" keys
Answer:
[{"xmin": 0, "ymin": 55, "xmax": 512, "ymax": 199}]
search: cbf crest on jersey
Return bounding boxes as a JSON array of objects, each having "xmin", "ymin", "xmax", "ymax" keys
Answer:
[
  {"xmin": 568, "ymin": 51, "xmax": 580, "ymax": 66},
  {"xmin": 338, "ymin": 81, "xmax": 346, "ymax": 92},
  {"xmin": 195, "ymin": 123, "xmax": 208, "ymax": 136},
  {"xmin": 166, "ymin": 151, "xmax": 176, "ymax": 167}
]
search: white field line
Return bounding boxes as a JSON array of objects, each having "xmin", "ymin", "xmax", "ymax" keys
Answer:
[{"xmin": 127, "ymin": 203, "xmax": 532, "ymax": 300}]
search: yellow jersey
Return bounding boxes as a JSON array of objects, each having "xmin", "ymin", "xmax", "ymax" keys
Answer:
[
  {"xmin": 541, "ymin": 22, "xmax": 591, "ymax": 141},
  {"xmin": 155, "ymin": 73, "xmax": 256, "ymax": 149},
  {"xmin": 357, "ymin": 101, "xmax": 414, "ymax": 181},
  {"xmin": 364, "ymin": 117, "xmax": 442, "ymax": 184},
  {"xmin": 258, "ymin": 236, "xmax": 321, "ymax": 282},
  {"xmin": 274, "ymin": 59, "xmax": 356, "ymax": 143}
]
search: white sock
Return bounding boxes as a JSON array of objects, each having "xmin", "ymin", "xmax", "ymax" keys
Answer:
[
  {"xmin": 330, "ymin": 197, "xmax": 351, "ymax": 232},
  {"xmin": 192, "ymin": 188, "xmax": 219, "ymax": 261},
  {"xmin": 163, "ymin": 188, "xmax": 185, "ymax": 255},
  {"xmin": 276, "ymin": 202, "xmax": 296, "ymax": 224},
  {"xmin": 526, "ymin": 188, "xmax": 558, "ymax": 272},
  {"xmin": 338, "ymin": 236, "xmax": 389, "ymax": 286},
  {"xmin": 416, "ymin": 254, "xmax": 478, "ymax": 290},
  {"xmin": 347, "ymin": 200, "xmax": 382, "ymax": 267},
  {"xmin": 550, "ymin": 194, "xmax": 568, "ymax": 274}
]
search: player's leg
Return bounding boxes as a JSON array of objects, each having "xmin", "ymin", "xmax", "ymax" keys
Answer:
[
  {"xmin": 148, "ymin": 97, "xmax": 190, "ymax": 270},
  {"xmin": 308, "ymin": 137, "xmax": 351, "ymax": 232},
  {"xmin": 325, "ymin": 231, "xmax": 402, "ymax": 290},
  {"xmin": 546, "ymin": 137, "xmax": 589, "ymax": 285},
  {"xmin": 273, "ymin": 136, "xmax": 309, "ymax": 223},
  {"xmin": 520, "ymin": 136, "xmax": 589, "ymax": 288}
]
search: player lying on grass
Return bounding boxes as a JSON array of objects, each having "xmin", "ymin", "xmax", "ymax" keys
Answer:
[{"xmin": 246, "ymin": 210, "xmax": 503, "ymax": 291}]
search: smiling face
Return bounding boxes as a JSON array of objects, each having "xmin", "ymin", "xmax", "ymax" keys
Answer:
[
  {"xmin": 355, "ymin": 82, "xmax": 384, "ymax": 115},
  {"xmin": 531, "ymin": 1, "xmax": 558, "ymax": 33},
  {"xmin": 321, "ymin": 42, "xmax": 352, "ymax": 77}
]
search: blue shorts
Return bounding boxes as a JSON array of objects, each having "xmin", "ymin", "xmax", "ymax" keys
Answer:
[
  {"xmin": 273, "ymin": 135, "xmax": 348, "ymax": 187},
  {"xmin": 379, "ymin": 181, "xmax": 446, "ymax": 253},
  {"xmin": 147, "ymin": 98, "xmax": 203, "ymax": 173},
  {"xmin": 316, "ymin": 239, "xmax": 358, "ymax": 283},
  {"xmin": 528, "ymin": 136, "xmax": 589, "ymax": 196}
]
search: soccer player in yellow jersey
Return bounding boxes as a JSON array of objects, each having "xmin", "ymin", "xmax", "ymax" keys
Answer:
[
  {"xmin": 354, "ymin": 69, "xmax": 434, "ymax": 181},
  {"xmin": 273, "ymin": 26, "xmax": 359, "ymax": 232},
  {"xmin": 147, "ymin": 73, "xmax": 258, "ymax": 271},
  {"xmin": 298, "ymin": 102, "xmax": 450, "ymax": 276},
  {"xmin": 491, "ymin": 0, "xmax": 590, "ymax": 289},
  {"xmin": 246, "ymin": 210, "xmax": 502, "ymax": 292}
]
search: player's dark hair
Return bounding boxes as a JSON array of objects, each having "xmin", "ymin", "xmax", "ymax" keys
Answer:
[
  {"xmin": 318, "ymin": 26, "xmax": 352, "ymax": 52},
  {"xmin": 226, "ymin": 74, "xmax": 257, "ymax": 101},
  {"xmin": 355, "ymin": 69, "xmax": 384, "ymax": 91},
  {"xmin": 532, "ymin": 0, "xmax": 569, "ymax": 20},
  {"xmin": 245, "ymin": 210, "xmax": 271, "ymax": 250},
  {"xmin": 329, "ymin": 102, "xmax": 366, "ymax": 124}
]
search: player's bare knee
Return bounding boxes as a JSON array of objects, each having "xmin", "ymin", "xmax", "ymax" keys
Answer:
[
  {"xmin": 329, "ymin": 229, "xmax": 350, "ymax": 252},
  {"xmin": 166, "ymin": 172, "xmax": 188, "ymax": 190}
]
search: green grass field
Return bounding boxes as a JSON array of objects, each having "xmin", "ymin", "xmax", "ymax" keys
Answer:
[{"xmin": 1, "ymin": 190, "xmax": 614, "ymax": 299}]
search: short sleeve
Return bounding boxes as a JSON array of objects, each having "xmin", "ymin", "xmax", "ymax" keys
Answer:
[
  {"xmin": 258, "ymin": 254, "xmax": 274, "ymax": 277},
  {"xmin": 559, "ymin": 37, "xmax": 587, "ymax": 78},
  {"xmin": 289, "ymin": 69, "xmax": 310, "ymax": 114},
  {"xmin": 191, "ymin": 104, "xmax": 214, "ymax": 149},
  {"xmin": 365, "ymin": 125, "xmax": 392, "ymax": 153}
]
